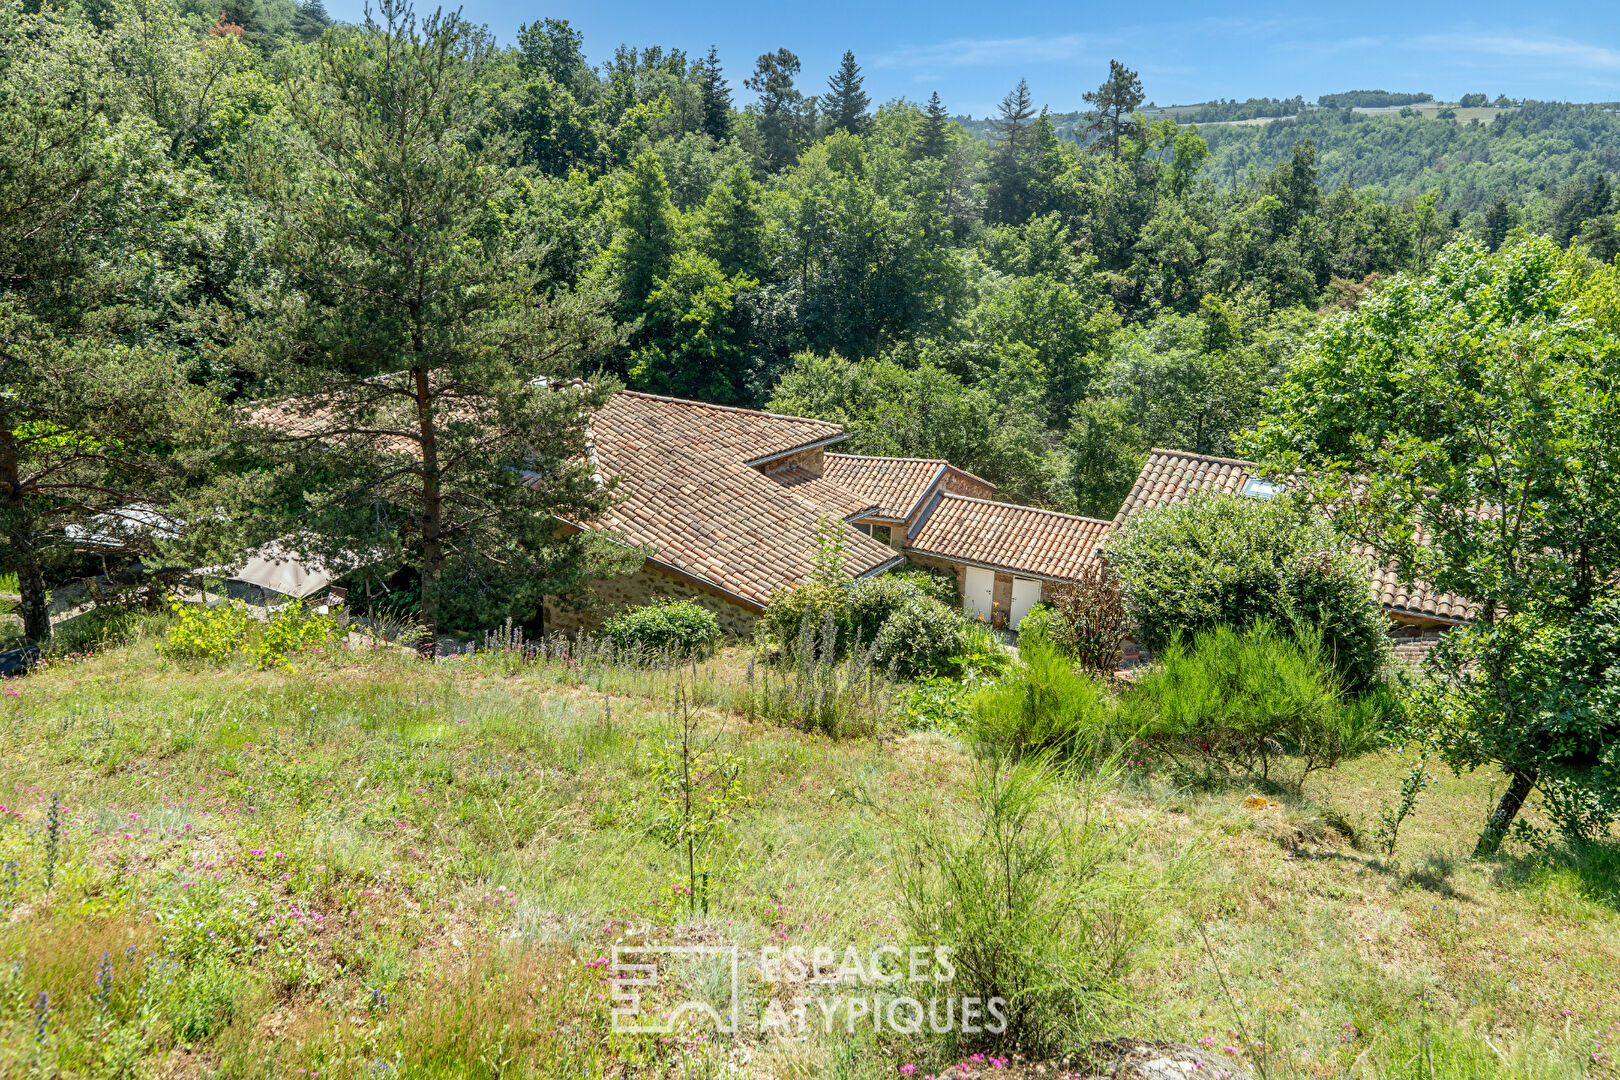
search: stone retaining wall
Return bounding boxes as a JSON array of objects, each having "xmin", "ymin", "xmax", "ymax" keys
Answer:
[{"xmin": 544, "ymin": 562, "xmax": 759, "ymax": 641}]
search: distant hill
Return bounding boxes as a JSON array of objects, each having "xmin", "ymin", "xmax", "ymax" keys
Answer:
[{"xmin": 953, "ymin": 98, "xmax": 1620, "ymax": 212}]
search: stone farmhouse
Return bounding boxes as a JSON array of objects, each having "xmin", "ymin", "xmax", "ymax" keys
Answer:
[
  {"xmin": 541, "ymin": 391, "xmax": 1115, "ymax": 637},
  {"xmin": 546, "ymin": 392, "xmax": 1467, "ymax": 653}
]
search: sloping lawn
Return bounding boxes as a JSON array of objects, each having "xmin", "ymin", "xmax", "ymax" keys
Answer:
[{"xmin": 1, "ymin": 632, "xmax": 1616, "ymax": 1079}]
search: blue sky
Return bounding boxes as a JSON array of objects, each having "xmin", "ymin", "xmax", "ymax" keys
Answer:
[{"xmin": 326, "ymin": 0, "xmax": 1620, "ymax": 118}]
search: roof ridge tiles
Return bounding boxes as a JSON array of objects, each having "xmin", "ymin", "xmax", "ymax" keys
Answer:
[
  {"xmin": 616, "ymin": 390, "xmax": 844, "ymax": 429},
  {"xmin": 1146, "ymin": 447, "xmax": 1263, "ymax": 469},
  {"xmin": 933, "ymin": 492, "xmax": 1113, "ymax": 525}
]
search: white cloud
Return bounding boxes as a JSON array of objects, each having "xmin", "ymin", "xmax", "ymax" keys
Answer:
[
  {"xmin": 1413, "ymin": 33, "xmax": 1620, "ymax": 72},
  {"xmin": 874, "ymin": 32, "xmax": 1103, "ymax": 69}
]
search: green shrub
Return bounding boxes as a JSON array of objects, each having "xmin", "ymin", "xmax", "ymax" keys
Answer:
[
  {"xmin": 764, "ymin": 573, "xmax": 978, "ymax": 679},
  {"xmin": 872, "ymin": 595, "xmax": 972, "ymax": 679},
  {"xmin": 955, "ymin": 620, "xmax": 1013, "ymax": 677},
  {"xmin": 254, "ymin": 600, "xmax": 341, "ymax": 671},
  {"xmin": 895, "ymin": 757, "xmax": 1147, "ymax": 1055},
  {"xmin": 970, "ymin": 641, "xmax": 1120, "ymax": 764},
  {"xmin": 1107, "ymin": 491, "xmax": 1390, "ymax": 693},
  {"xmin": 887, "ymin": 564, "xmax": 957, "ymax": 605},
  {"xmin": 896, "ymin": 674, "xmax": 979, "ymax": 736},
  {"xmin": 1125, "ymin": 623, "xmax": 1381, "ymax": 785},
  {"xmin": 1015, "ymin": 602, "xmax": 1056, "ymax": 648},
  {"xmin": 157, "ymin": 601, "xmax": 253, "ymax": 663},
  {"xmin": 601, "ymin": 598, "xmax": 721, "ymax": 658},
  {"xmin": 844, "ymin": 575, "xmax": 925, "ymax": 646},
  {"xmin": 762, "ymin": 580, "xmax": 845, "ymax": 650}
]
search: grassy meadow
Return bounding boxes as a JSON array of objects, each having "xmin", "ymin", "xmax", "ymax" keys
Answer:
[{"xmin": 1, "ymin": 621, "xmax": 1617, "ymax": 1079}]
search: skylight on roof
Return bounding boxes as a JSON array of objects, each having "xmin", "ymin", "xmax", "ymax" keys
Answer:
[{"xmin": 1241, "ymin": 477, "xmax": 1286, "ymax": 500}]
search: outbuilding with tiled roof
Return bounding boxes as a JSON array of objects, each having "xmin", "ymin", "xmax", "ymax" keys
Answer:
[{"xmin": 1112, "ymin": 448, "xmax": 1476, "ymax": 628}]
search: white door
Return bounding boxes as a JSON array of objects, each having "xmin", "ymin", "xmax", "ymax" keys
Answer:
[
  {"xmin": 964, "ymin": 567, "xmax": 995, "ymax": 623},
  {"xmin": 1009, "ymin": 578, "xmax": 1042, "ymax": 630}
]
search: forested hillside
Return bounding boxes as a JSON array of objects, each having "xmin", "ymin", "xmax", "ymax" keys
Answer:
[{"xmin": 7, "ymin": 0, "xmax": 1619, "ymax": 631}]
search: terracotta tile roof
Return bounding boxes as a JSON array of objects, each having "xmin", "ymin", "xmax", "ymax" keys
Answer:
[
  {"xmin": 907, "ymin": 494, "xmax": 1113, "ymax": 581},
  {"xmin": 1112, "ymin": 448, "xmax": 1476, "ymax": 624},
  {"xmin": 605, "ymin": 391, "xmax": 848, "ymax": 466},
  {"xmin": 571, "ymin": 392, "xmax": 901, "ymax": 610},
  {"xmin": 766, "ymin": 467, "xmax": 884, "ymax": 521},
  {"xmin": 823, "ymin": 455, "xmax": 950, "ymax": 520}
]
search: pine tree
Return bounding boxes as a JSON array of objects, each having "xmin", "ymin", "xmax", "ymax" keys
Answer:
[
  {"xmin": 916, "ymin": 90, "xmax": 949, "ymax": 158},
  {"xmin": 247, "ymin": 0, "xmax": 620, "ymax": 637},
  {"xmin": 985, "ymin": 80, "xmax": 1036, "ymax": 223},
  {"xmin": 746, "ymin": 48, "xmax": 808, "ymax": 172},
  {"xmin": 1483, "ymin": 199, "xmax": 1513, "ymax": 251},
  {"xmin": 1081, "ymin": 59, "xmax": 1145, "ymax": 159},
  {"xmin": 696, "ymin": 45, "xmax": 731, "ymax": 142},
  {"xmin": 290, "ymin": 0, "xmax": 330, "ymax": 42},
  {"xmin": 824, "ymin": 50, "xmax": 870, "ymax": 135}
]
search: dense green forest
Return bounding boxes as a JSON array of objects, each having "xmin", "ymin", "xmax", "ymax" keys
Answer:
[{"xmin": 6, "ymin": 0, "xmax": 1620, "ymax": 632}]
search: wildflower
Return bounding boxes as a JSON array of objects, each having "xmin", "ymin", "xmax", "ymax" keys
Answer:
[{"xmin": 900, "ymin": 1066, "xmax": 916, "ymax": 1076}]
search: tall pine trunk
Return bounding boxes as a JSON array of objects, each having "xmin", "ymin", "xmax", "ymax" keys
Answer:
[
  {"xmin": 1474, "ymin": 768, "xmax": 1537, "ymax": 858},
  {"xmin": 1, "ymin": 430, "xmax": 50, "ymax": 642},
  {"xmin": 413, "ymin": 365, "xmax": 443, "ymax": 646},
  {"xmin": 8, "ymin": 523, "xmax": 51, "ymax": 643}
]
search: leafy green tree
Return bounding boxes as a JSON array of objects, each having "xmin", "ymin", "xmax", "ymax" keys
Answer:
[
  {"xmin": 695, "ymin": 45, "xmax": 731, "ymax": 142},
  {"xmin": 1081, "ymin": 59, "xmax": 1144, "ymax": 159},
  {"xmin": 1247, "ymin": 236, "xmax": 1620, "ymax": 853},
  {"xmin": 1104, "ymin": 313, "xmax": 1271, "ymax": 457},
  {"xmin": 245, "ymin": 0, "xmax": 622, "ymax": 636},
  {"xmin": 516, "ymin": 17, "xmax": 590, "ymax": 95},
  {"xmin": 769, "ymin": 352, "xmax": 1052, "ymax": 501},
  {"xmin": 823, "ymin": 50, "xmax": 870, "ymax": 136},
  {"xmin": 746, "ymin": 47, "xmax": 809, "ymax": 172},
  {"xmin": 696, "ymin": 160, "xmax": 767, "ymax": 280},
  {"xmin": 106, "ymin": 0, "xmax": 259, "ymax": 162},
  {"xmin": 969, "ymin": 274, "xmax": 1115, "ymax": 424},
  {"xmin": 628, "ymin": 251, "xmax": 755, "ymax": 404},
  {"xmin": 1062, "ymin": 398, "xmax": 1143, "ymax": 520}
]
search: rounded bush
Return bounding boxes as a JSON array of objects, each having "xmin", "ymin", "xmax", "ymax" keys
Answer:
[
  {"xmin": 872, "ymin": 596, "xmax": 970, "ymax": 679},
  {"xmin": 601, "ymin": 598, "xmax": 720, "ymax": 658},
  {"xmin": 761, "ymin": 581, "xmax": 845, "ymax": 650},
  {"xmin": 844, "ymin": 575, "xmax": 927, "ymax": 646},
  {"xmin": 1107, "ymin": 491, "xmax": 1390, "ymax": 693}
]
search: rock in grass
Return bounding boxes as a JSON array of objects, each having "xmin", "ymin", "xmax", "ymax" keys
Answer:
[{"xmin": 1084, "ymin": 1039, "xmax": 1253, "ymax": 1080}]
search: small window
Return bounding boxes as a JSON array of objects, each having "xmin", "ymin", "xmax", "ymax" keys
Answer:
[
  {"xmin": 1241, "ymin": 477, "xmax": 1285, "ymax": 500},
  {"xmin": 872, "ymin": 525, "xmax": 891, "ymax": 544}
]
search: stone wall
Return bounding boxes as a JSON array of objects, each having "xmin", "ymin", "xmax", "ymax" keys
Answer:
[
  {"xmin": 1390, "ymin": 624, "xmax": 1448, "ymax": 666},
  {"xmin": 544, "ymin": 561, "xmax": 759, "ymax": 641},
  {"xmin": 761, "ymin": 446, "xmax": 826, "ymax": 475},
  {"xmin": 942, "ymin": 469, "xmax": 997, "ymax": 501}
]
